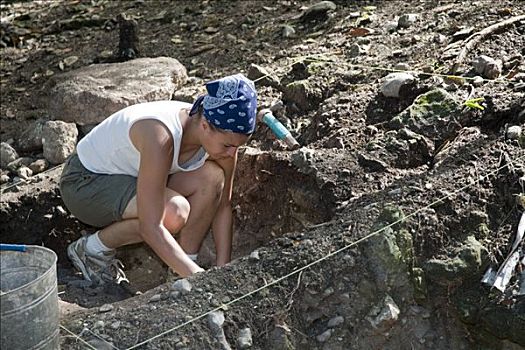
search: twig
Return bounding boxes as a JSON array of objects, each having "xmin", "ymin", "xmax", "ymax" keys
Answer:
[{"xmin": 452, "ymin": 15, "xmax": 525, "ymax": 73}]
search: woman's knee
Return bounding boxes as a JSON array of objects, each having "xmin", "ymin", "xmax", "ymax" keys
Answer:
[
  {"xmin": 164, "ymin": 195, "xmax": 190, "ymax": 234},
  {"xmin": 199, "ymin": 161, "xmax": 225, "ymax": 196}
]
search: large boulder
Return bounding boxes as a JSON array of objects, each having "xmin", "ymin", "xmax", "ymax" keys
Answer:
[
  {"xmin": 46, "ymin": 57, "xmax": 188, "ymax": 125},
  {"xmin": 0, "ymin": 142, "xmax": 18, "ymax": 169}
]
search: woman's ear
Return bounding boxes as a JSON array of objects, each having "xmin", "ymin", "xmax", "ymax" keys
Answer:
[{"xmin": 200, "ymin": 117, "xmax": 209, "ymax": 132}]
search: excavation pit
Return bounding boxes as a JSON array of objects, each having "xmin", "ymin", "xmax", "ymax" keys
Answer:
[{"xmin": 0, "ymin": 148, "xmax": 337, "ymax": 308}]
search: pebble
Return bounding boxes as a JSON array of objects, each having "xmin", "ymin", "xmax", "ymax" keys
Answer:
[
  {"xmin": 28, "ymin": 159, "xmax": 48, "ymax": 174},
  {"xmin": 506, "ymin": 125, "xmax": 522, "ymax": 140},
  {"xmin": 149, "ymin": 294, "xmax": 162, "ymax": 303},
  {"xmin": 170, "ymin": 290, "xmax": 180, "ymax": 299},
  {"xmin": 472, "ymin": 55, "xmax": 502, "ymax": 79},
  {"xmin": 0, "ymin": 174, "xmax": 10, "ymax": 184},
  {"xmin": 434, "ymin": 34, "xmax": 447, "ymax": 44},
  {"xmin": 94, "ymin": 320, "xmax": 105, "ymax": 329},
  {"xmin": 17, "ymin": 166, "xmax": 32, "ymax": 180},
  {"xmin": 110, "ymin": 321, "xmax": 121, "ymax": 330},
  {"xmin": 328, "ymin": 316, "xmax": 345, "ymax": 328},
  {"xmin": 343, "ymin": 254, "xmax": 355, "ymax": 266},
  {"xmin": 381, "ymin": 72, "xmax": 416, "ymax": 98},
  {"xmin": 237, "ymin": 328, "xmax": 253, "ymax": 349},
  {"xmin": 471, "ymin": 76, "xmax": 484, "ymax": 86},
  {"xmin": 281, "ymin": 25, "xmax": 295, "ymax": 38},
  {"xmin": 249, "ymin": 250, "xmax": 260, "ymax": 261},
  {"xmin": 398, "ymin": 13, "xmax": 418, "ymax": 28},
  {"xmin": 99, "ymin": 304, "xmax": 114, "ymax": 313},
  {"xmin": 55, "ymin": 205, "xmax": 67, "ymax": 216},
  {"xmin": 208, "ymin": 311, "xmax": 225, "ymax": 331},
  {"xmin": 316, "ymin": 329, "xmax": 332, "ymax": 342},
  {"xmin": 323, "ymin": 287, "xmax": 334, "ymax": 297},
  {"xmin": 171, "ymin": 279, "xmax": 192, "ymax": 294},
  {"xmin": 347, "ymin": 43, "xmax": 368, "ymax": 58}
]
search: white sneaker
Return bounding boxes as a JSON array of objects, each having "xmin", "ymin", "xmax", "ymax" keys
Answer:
[{"xmin": 67, "ymin": 236, "xmax": 128, "ymax": 285}]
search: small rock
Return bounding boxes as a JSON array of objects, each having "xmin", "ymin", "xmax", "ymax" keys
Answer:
[
  {"xmin": 149, "ymin": 294, "xmax": 162, "ymax": 303},
  {"xmin": 398, "ymin": 14, "xmax": 418, "ymax": 28},
  {"xmin": 301, "ymin": 1, "xmax": 337, "ymax": 22},
  {"xmin": 343, "ymin": 254, "xmax": 355, "ymax": 266},
  {"xmin": 94, "ymin": 320, "xmax": 105, "ymax": 329},
  {"xmin": 247, "ymin": 64, "xmax": 280, "ymax": 88},
  {"xmin": 323, "ymin": 287, "xmax": 334, "ymax": 297},
  {"xmin": 17, "ymin": 119, "xmax": 46, "ymax": 152},
  {"xmin": 0, "ymin": 142, "xmax": 18, "ymax": 168},
  {"xmin": 16, "ymin": 166, "xmax": 32, "ymax": 180},
  {"xmin": 7, "ymin": 157, "xmax": 33, "ymax": 172},
  {"xmin": 472, "ymin": 55, "xmax": 502, "ymax": 79},
  {"xmin": 28, "ymin": 159, "xmax": 48, "ymax": 174},
  {"xmin": 171, "ymin": 279, "xmax": 192, "ymax": 294},
  {"xmin": 249, "ymin": 250, "xmax": 260, "ymax": 261},
  {"xmin": 237, "ymin": 328, "xmax": 253, "ymax": 349},
  {"xmin": 207, "ymin": 311, "xmax": 225, "ymax": 331},
  {"xmin": 327, "ymin": 315, "xmax": 344, "ymax": 328},
  {"xmin": 367, "ymin": 295, "xmax": 400, "ymax": 331},
  {"xmin": 316, "ymin": 329, "xmax": 332, "ymax": 342},
  {"xmin": 42, "ymin": 120, "xmax": 78, "ymax": 164},
  {"xmin": 170, "ymin": 290, "xmax": 181, "ymax": 299},
  {"xmin": 281, "ymin": 25, "xmax": 295, "ymax": 38},
  {"xmin": 347, "ymin": 44, "xmax": 368, "ymax": 58},
  {"xmin": 99, "ymin": 304, "xmax": 114, "ymax": 313},
  {"xmin": 110, "ymin": 321, "xmax": 121, "ymax": 330},
  {"xmin": 381, "ymin": 72, "xmax": 416, "ymax": 98},
  {"xmin": 434, "ymin": 34, "xmax": 447, "ymax": 44},
  {"xmin": 506, "ymin": 125, "xmax": 522, "ymax": 140},
  {"xmin": 0, "ymin": 174, "xmax": 10, "ymax": 184},
  {"xmin": 385, "ymin": 21, "xmax": 398, "ymax": 33},
  {"xmin": 55, "ymin": 205, "xmax": 68, "ymax": 216},
  {"xmin": 471, "ymin": 76, "xmax": 484, "ymax": 86}
]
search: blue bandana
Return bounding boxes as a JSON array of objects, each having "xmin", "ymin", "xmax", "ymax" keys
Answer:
[{"xmin": 190, "ymin": 74, "xmax": 257, "ymax": 134}]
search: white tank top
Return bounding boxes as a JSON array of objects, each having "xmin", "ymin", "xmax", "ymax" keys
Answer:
[{"xmin": 77, "ymin": 101, "xmax": 208, "ymax": 176}]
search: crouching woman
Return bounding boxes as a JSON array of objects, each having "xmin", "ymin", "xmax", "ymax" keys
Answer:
[{"xmin": 59, "ymin": 74, "xmax": 258, "ymax": 285}]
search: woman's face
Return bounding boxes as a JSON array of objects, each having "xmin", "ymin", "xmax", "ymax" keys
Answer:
[{"xmin": 201, "ymin": 121, "xmax": 250, "ymax": 160}]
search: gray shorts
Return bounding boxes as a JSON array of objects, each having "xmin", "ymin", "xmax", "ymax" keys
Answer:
[{"xmin": 59, "ymin": 153, "xmax": 137, "ymax": 228}]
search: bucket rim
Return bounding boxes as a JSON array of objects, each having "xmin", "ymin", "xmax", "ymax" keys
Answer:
[{"xmin": 0, "ymin": 245, "xmax": 58, "ymax": 296}]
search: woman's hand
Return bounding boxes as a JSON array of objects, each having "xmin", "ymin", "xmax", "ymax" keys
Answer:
[{"xmin": 257, "ymin": 108, "xmax": 272, "ymax": 122}]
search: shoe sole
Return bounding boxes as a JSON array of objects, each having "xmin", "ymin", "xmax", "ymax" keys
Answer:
[{"xmin": 67, "ymin": 242, "xmax": 94, "ymax": 283}]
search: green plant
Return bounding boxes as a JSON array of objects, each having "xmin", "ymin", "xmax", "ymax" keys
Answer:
[{"xmin": 464, "ymin": 97, "xmax": 485, "ymax": 111}]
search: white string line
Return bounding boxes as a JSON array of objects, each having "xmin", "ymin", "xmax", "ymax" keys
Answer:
[
  {"xmin": 60, "ymin": 325, "xmax": 98, "ymax": 350},
  {"xmin": 0, "ymin": 164, "xmax": 62, "ymax": 193},
  {"xmin": 83, "ymin": 327, "xmax": 121, "ymax": 350},
  {"xmin": 19, "ymin": 53, "xmax": 520, "ymax": 349},
  {"xmin": 126, "ymin": 153, "xmax": 525, "ymax": 349}
]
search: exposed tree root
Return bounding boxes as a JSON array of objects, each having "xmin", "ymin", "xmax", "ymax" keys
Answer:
[{"xmin": 448, "ymin": 15, "xmax": 525, "ymax": 73}]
